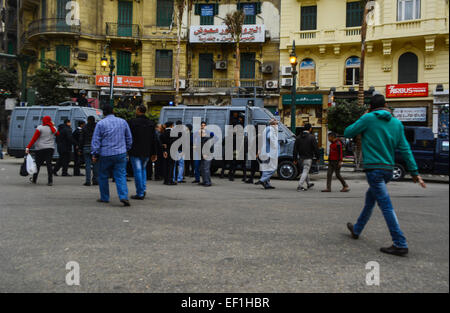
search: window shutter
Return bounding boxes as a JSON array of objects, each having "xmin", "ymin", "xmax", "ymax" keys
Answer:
[
  {"xmin": 398, "ymin": 52, "xmax": 419, "ymax": 84},
  {"xmin": 346, "ymin": 2, "xmax": 363, "ymax": 27},
  {"xmin": 301, "ymin": 6, "xmax": 317, "ymax": 31},
  {"xmin": 56, "ymin": 45, "xmax": 70, "ymax": 67},
  {"xmin": 195, "ymin": 3, "xmax": 200, "ymax": 15},
  {"xmin": 256, "ymin": 2, "xmax": 261, "ymax": 14},
  {"xmin": 117, "ymin": 50, "xmax": 131, "ymax": 76},
  {"xmin": 214, "ymin": 3, "xmax": 219, "ymax": 15},
  {"xmin": 157, "ymin": 0, "xmax": 174, "ymax": 27}
]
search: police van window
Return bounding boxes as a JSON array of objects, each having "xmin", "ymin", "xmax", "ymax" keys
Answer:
[
  {"xmin": 442, "ymin": 141, "xmax": 449, "ymax": 152},
  {"xmin": 16, "ymin": 116, "xmax": 25, "ymax": 120},
  {"xmin": 405, "ymin": 129, "xmax": 415, "ymax": 143},
  {"xmin": 61, "ymin": 116, "xmax": 69, "ymax": 121},
  {"xmin": 33, "ymin": 116, "xmax": 39, "ymax": 120}
]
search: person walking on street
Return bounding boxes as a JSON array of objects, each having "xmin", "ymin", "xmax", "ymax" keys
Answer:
[
  {"xmin": 257, "ymin": 119, "xmax": 279, "ymax": 190},
  {"xmin": 25, "ymin": 116, "xmax": 59, "ymax": 186},
  {"xmin": 344, "ymin": 94, "xmax": 426, "ymax": 257},
  {"xmin": 128, "ymin": 105, "xmax": 158, "ymax": 200},
  {"xmin": 173, "ymin": 120, "xmax": 186, "ymax": 184},
  {"xmin": 91, "ymin": 105, "xmax": 133, "ymax": 207},
  {"xmin": 53, "ymin": 119, "xmax": 77, "ymax": 177},
  {"xmin": 322, "ymin": 132, "xmax": 350, "ymax": 193},
  {"xmin": 160, "ymin": 121, "xmax": 177, "ymax": 185},
  {"xmin": 79, "ymin": 116, "xmax": 98, "ymax": 186},
  {"xmin": 293, "ymin": 123, "xmax": 319, "ymax": 191},
  {"xmin": 72, "ymin": 120, "xmax": 85, "ymax": 176},
  {"xmin": 154, "ymin": 124, "xmax": 164, "ymax": 181},
  {"xmin": 200, "ymin": 121, "xmax": 215, "ymax": 187}
]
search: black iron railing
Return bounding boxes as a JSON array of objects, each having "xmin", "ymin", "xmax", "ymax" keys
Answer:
[
  {"xmin": 26, "ymin": 18, "xmax": 81, "ymax": 38},
  {"xmin": 106, "ymin": 23, "xmax": 140, "ymax": 38}
]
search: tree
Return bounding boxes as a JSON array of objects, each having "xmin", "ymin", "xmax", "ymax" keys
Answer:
[
  {"xmin": 174, "ymin": 0, "xmax": 186, "ymax": 106},
  {"xmin": 29, "ymin": 60, "xmax": 69, "ymax": 106},
  {"xmin": 224, "ymin": 10, "xmax": 245, "ymax": 88},
  {"xmin": 0, "ymin": 70, "xmax": 18, "ymax": 97},
  {"xmin": 327, "ymin": 99, "xmax": 366, "ymax": 136}
]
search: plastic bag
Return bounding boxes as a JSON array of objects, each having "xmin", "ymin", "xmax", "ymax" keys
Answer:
[
  {"xmin": 26, "ymin": 154, "xmax": 37, "ymax": 175},
  {"xmin": 20, "ymin": 157, "xmax": 29, "ymax": 177}
]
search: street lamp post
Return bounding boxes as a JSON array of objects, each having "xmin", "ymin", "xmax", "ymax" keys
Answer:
[
  {"xmin": 289, "ymin": 40, "xmax": 298, "ymax": 134},
  {"xmin": 101, "ymin": 44, "xmax": 115, "ymax": 107}
]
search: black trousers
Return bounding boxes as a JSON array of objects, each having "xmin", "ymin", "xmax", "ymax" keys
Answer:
[
  {"xmin": 53, "ymin": 150, "xmax": 71, "ymax": 175},
  {"xmin": 155, "ymin": 154, "xmax": 163, "ymax": 179},
  {"xmin": 73, "ymin": 147, "xmax": 82, "ymax": 176},
  {"xmin": 33, "ymin": 148, "xmax": 54, "ymax": 184},
  {"xmin": 162, "ymin": 157, "xmax": 175, "ymax": 184},
  {"xmin": 146, "ymin": 159, "xmax": 153, "ymax": 180}
]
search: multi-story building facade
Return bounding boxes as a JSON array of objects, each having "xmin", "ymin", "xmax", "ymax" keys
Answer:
[
  {"xmin": 280, "ymin": 0, "xmax": 449, "ymax": 145},
  {"xmin": 1, "ymin": 0, "xmax": 17, "ymax": 69},
  {"xmin": 183, "ymin": 0, "xmax": 280, "ymax": 113},
  {"xmin": 18, "ymin": 0, "xmax": 186, "ymax": 114}
]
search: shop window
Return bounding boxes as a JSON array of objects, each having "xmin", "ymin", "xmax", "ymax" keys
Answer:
[
  {"xmin": 117, "ymin": 50, "xmax": 131, "ymax": 76},
  {"xmin": 301, "ymin": 5, "xmax": 317, "ymax": 31},
  {"xmin": 157, "ymin": 0, "xmax": 174, "ymax": 27},
  {"xmin": 398, "ymin": 0, "xmax": 421, "ymax": 21},
  {"xmin": 345, "ymin": 56, "xmax": 360, "ymax": 86},
  {"xmin": 346, "ymin": 1, "xmax": 364, "ymax": 27},
  {"xmin": 398, "ymin": 52, "xmax": 418, "ymax": 84},
  {"xmin": 56, "ymin": 45, "xmax": 70, "ymax": 67},
  {"xmin": 299, "ymin": 59, "xmax": 316, "ymax": 87},
  {"xmin": 155, "ymin": 50, "xmax": 173, "ymax": 78}
]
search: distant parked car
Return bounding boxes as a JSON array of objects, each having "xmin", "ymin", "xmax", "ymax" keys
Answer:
[{"xmin": 393, "ymin": 126, "xmax": 449, "ymax": 180}]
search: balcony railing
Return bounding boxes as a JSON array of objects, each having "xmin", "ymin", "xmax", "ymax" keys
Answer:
[
  {"xmin": 188, "ymin": 79, "xmax": 264, "ymax": 89},
  {"xmin": 106, "ymin": 23, "xmax": 140, "ymax": 38},
  {"xmin": 345, "ymin": 27, "xmax": 361, "ymax": 37},
  {"xmin": 26, "ymin": 18, "xmax": 81, "ymax": 38}
]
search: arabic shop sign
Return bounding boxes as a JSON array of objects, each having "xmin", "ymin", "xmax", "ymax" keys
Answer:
[
  {"xmin": 282, "ymin": 94, "xmax": 323, "ymax": 105},
  {"xmin": 95, "ymin": 75, "xmax": 144, "ymax": 88},
  {"xmin": 189, "ymin": 25, "xmax": 265, "ymax": 43},
  {"xmin": 393, "ymin": 107, "xmax": 427, "ymax": 122},
  {"xmin": 386, "ymin": 83, "xmax": 429, "ymax": 98}
]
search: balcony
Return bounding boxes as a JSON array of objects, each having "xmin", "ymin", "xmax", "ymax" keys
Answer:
[
  {"xmin": 61, "ymin": 74, "xmax": 96, "ymax": 89},
  {"xmin": 106, "ymin": 23, "xmax": 140, "ymax": 39},
  {"xmin": 187, "ymin": 79, "xmax": 264, "ymax": 90},
  {"xmin": 26, "ymin": 18, "xmax": 81, "ymax": 39}
]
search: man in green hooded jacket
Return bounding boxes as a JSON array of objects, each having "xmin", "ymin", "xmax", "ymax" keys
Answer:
[{"xmin": 344, "ymin": 94, "xmax": 426, "ymax": 256}]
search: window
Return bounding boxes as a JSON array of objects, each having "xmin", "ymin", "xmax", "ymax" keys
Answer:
[
  {"xmin": 240, "ymin": 53, "xmax": 256, "ymax": 79},
  {"xmin": 301, "ymin": 5, "xmax": 317, "ymax": 31},
  {"xmin": 56, "ymin": 0, "xmax": 70, "ymax": 31},
  {"xmin": 157, "ymin": 0, "xmax": 174, "ymax": 27},
  {"xmin": 117, "ymin": 50, "xmax": 131, "ymax": 76},
  {"xmin": 199, "ymin": 53, "xmax": 214, "ymax": 79},
  {"xmin": 299, "ymin": 59, "xmax": 316, "ymax": 87},
  {"xmin": 442, "ymin": 141, "xmax": 449, "ymax": 152},
  {"xmin": 195, "ymin": 3, "xmax": 219, "ymax": 26},
  {"xmin": 237, "ymin": 2, "xmax": 261, "ymax": 25},
  {"xmin": 42, "ymin": 0, "xmax": 47, "ymax": 19},
  {"xmin": 398, "ymin": 0, "xmax": 420, "ymax": 21},
  {"xmin": 155, "ymin": 50, "xmax": 173, "ymax": 78},
  {"xmin": 345, "ymin": 56, "xmax": 360, "ymax": 86},
  {"xmin": 346, "ymin": 1, "xmax": 363, "ymax": 27},
  {"xmin": 118, "ymin": 1, "xmax": 133, "ymax": 37},
  {"xmin": 56, "ymin": 45, "xmax": 70, "ymax": 67},
  {"xmin": 398, "ymin": 52, "xmax": 418, "ymax": 84}
]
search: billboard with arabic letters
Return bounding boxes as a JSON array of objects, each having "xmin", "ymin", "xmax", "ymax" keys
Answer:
[
  {"xmin": 189, "ymin": 25, "xmax": 265, "ymax": 43},
  {"xmin": 95, "ymin": 75, "xmax": 145, "ymax": 88}
]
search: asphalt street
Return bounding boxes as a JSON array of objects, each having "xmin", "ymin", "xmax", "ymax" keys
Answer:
[{"xmin": 0, "ymin": 157, "xmax": 448, "ymax": 293}]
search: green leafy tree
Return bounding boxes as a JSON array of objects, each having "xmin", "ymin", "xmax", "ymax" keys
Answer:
[
  {"xmin": 327, "ymin": 99, "xmax": 367, "ymax": 135},
  {"xmin": 0, "ymin": 70, "xmax": 18, "ymax": 97},
  {"xmin": 29, "ymin": 60, "xmax": 69, "ymax": 106}
]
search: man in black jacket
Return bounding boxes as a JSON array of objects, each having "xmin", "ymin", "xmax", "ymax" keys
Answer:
[
  {"xmin": 79, "ymin": 116, "xmax": 98, "ymax": 186},
  {"xmin": 293, "ymin": 123, "xmax": 319, "ymax": 191},
  {"xmin": 72, "ymin": 120, "xmax": 85, "ymax": 176},
  {"xmin": 128, "ymin": 105, "xmax": 158, "ymax": 199},
  {"xmin": 53, "ymin": 119, "xmax": 77, "ymax": 176},
  {"xmin": 160, "ymin": 121, "xmax": 177, "ymax": 185}
]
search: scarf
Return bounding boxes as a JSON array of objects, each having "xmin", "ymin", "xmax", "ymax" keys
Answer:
[{"xmin": 42, "ymin": 116, "xmax": 57, "ymax": 134}]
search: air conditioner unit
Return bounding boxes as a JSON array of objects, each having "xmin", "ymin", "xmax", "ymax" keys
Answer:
[
  {"xmin": 77, "ymin": 51, "xmax": 88, "ymax": 61},
  {"xmin": 215, "ymin": 61, "xmax": 227, "ymax": 70},
  {"xmin": 174, "ymin": 79, "xmax": 186, "ymax": 89},
  {"xmin": 265, "ymin": 80, "xmax": 278, "ymax": 89},
  {"xmin": 281, "ymin": 78, "xmax": 293, "ymax": 87},
  {"xmin": 261, "ymin": 63, "xmax": 274, "ymax": 74},
  {"xmin": 281, "ymin": 66, "xmax": 293, "ymax": 76}
]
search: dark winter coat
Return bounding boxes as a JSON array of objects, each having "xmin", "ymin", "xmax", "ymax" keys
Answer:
[{"xmin": 293, "ymin": 131, "xmax": 319, "ymax": 161}]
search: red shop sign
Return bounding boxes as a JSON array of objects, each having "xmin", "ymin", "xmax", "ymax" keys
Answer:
[
  {"xmin": 386, "ymin": 83, "xmax": 429, "ymax": 98},
  {"xmin": 96, "ymin": 75, "xmax": 144, "ymax": 88}
]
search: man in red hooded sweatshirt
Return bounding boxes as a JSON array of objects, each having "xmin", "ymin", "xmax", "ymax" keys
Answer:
[
  {"xmin": 25, "ymin": 116, "xmax": 59, "ymax": 186},
  {"xmin": 322, "ymin": 132, "xmax": 349, "ymax": 192}
]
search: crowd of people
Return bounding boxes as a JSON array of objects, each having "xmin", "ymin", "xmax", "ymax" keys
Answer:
[{"xmin": 20, "ymin": 94, "xmax": 429, "ymax": 256}]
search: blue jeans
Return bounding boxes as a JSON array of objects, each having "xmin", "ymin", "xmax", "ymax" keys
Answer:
[
  {"xmin": 83, "ymin": 147, "xmax": 98, "ymax": 184},
  {"xmin": 130, "ymin": 156, "xmax": 149, "ymax": 197},
  {"xmin": 173, "ymin": 157, "xmax": 185, "ymax": 182},
  {"xmin": 354, "ymin": 170, "xmax": 408, "ymax": 249},
  {"xmin": 194, "ymin": 160, "xmax": 201, "ymax": 181},
  {"xmin": 98, "ymin": 153, "xmax": 129, "ymax": 202},
  {"xmin": 260, "ymin": 170, "xmax": 276, "ymax": 183}
]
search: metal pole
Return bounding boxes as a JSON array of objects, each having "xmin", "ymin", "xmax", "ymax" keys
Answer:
[
  {"xmin": 108, "ymin": 48, "xmax": 115, "ymax": 107},
  {"xmin": 290, "ymin": 41, "xmax": 297, "ymax": 134}
]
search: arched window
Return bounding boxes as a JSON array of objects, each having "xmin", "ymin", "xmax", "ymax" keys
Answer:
[
  {"xmin": 299, "ymin": 59, "xmax": 316, "ymax": 87},
  {"xmin": 345, "ymin": 56, "xmax": 360, "ymax": 86},
  {"xmin": 398, "ymin": 52, "xmax": 418, "ymax": 84}
]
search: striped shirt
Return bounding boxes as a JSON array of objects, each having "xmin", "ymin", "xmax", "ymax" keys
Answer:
[{"xmin": 91, "ymin": 114, "xmax": 133, "ymax": 157}]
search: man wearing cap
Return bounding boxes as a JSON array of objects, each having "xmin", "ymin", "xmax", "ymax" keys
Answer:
[{"xmin": 344, "ymin": 94, "xmax": 426, "ymax": 256}]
